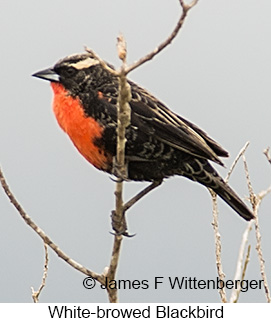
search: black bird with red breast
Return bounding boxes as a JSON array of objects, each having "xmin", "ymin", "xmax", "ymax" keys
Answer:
[{"xmin": 33, "ymin": 52, "xmax": 254, "ymax": 221}]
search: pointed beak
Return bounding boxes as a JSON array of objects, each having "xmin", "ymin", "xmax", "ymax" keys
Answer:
[{"xmin": 32, "ymin": 68, "xmax": 60, "ymax": 82}]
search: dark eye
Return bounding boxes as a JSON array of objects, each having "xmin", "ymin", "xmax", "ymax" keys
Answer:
[{"xmin": 64, "ymin": 67, "xmax": 76, "ymax": 77}]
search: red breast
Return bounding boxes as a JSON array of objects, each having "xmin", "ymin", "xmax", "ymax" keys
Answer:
[{"xmin": 51, "ymin": 82, "xmax": 112, "ymax": 171}]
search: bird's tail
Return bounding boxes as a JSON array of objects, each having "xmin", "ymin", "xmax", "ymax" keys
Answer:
[
  {"xmin": 185, "ymin": 159, "xmax": 255, "ymax": 221},
  {"xmin": 211, "ymin": 180, "xmax": 254, "ymax": 221}
]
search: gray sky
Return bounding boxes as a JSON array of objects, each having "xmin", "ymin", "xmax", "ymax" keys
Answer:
[{"xmin": 1, "ymin": 0, "xmax": 271, "ymax": 303}]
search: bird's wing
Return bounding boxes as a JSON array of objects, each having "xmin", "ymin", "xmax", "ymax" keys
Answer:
[{"xmin": 129, "ymin": 83, "xmax": 228, "ymax": 166}]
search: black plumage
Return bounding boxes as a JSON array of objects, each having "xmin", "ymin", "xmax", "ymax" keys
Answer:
[{"xmin": 33, "ymin": 53, "xmax": 254, "ymax": 221}]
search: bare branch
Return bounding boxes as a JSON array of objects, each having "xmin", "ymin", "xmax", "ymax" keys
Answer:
[
  {"xmin": 254, "ymin": 212, "xmax": 271, "ymax": 303},
  {"xmin": 123, "ymin": 181, "xmax": 162, "ymax": 213},
  {"xmin": 0, "ymin": 167, "xmax": 105, "ymax": 286},
  {"xmin": 242, "ymin": 155, "xmax": 271, "ymax": 302},
  {"xmin": 117, "ymin": 34, "xmax": 127, "ymax": 63},
  {"xmin": 238, "ymin": 245, "xmax": 251, "ymax": 301},
  {"xmin": 224, "ymin": 141, "xmax": 250, "ymax": 183},
  {"xmin": 106, "ymin": 36, "xmax": 132, "ymax": 303},
  {"xmin": 211, "ymin": 142, "xmax": 252, "ymax": 303},
  {"xmin": 179, "ymin": 0, "xmax": 199, "ymax": 10},
  {"xmin": 125, "ymin": 0, "xmax": 199, "ymax": 74},
  {"xmin": 223, "ymin": 142, "xmax": 254, "ymax": 303},
  {"xmin": 242, "ymin": 245, "xmax": 251, "ymax": 280},
  {"xmin": 230, "ymin": 223, "xmax": 253, "ymax": 303},
  {"xmin": 86, "ymin": 1, "xmax": 199, "ymax": 79},
  {"xmin": 263, "ymin": 146, "xmax": 271, "ymax": 165},
  {"xmin": 242, "ymin": 155, "xmax": 255, "ymax": 207},
  {"xmin": 106, "ymin": 234, "xmax": 122, "ymax": 303},
  {"xmin": 84, "ymin": 46, "xmax": 118, "ymax": 76},
  {"xmin": 31, "ymin": 243, "xmax": 49, "ymax": 303},
  {"xmin": 210, "ymin": 189, "xmax": 227, "ymax": 303}
]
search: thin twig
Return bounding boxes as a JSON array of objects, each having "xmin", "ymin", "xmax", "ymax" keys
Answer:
[
  {"xmin": 123, "ymin": 181, "xmax": 162, "ymax": 213},
  {"xmin": 254, "ymin": 189, "xmax": 271, "ymax": 303},
  {"xmin": 230, "ymin": 222, "xmax": 253, "ymax": 303},
  {"xmin": 84, "ymin": 46, "xmax": 118, "ymax": 76},
  {"xmin": 210, "ymin": 143, "xmax": 251, "ymax": 303},
  {"xmin": 224, "ymin": 142, "xmax": 252, "ymax": 303},
  {"xmin": 224, "ymin": 141, "xmax": 250, "ymax": 183},
  {"xmin": 242, "ymin": 155, "xmax": 271, "ymax": 303},
  {"xmin": 263, "ymin": 147, "xmax": 271, "ymax": 165},
  {"xmin": 125, "ymin": 0, "xmax": 199, "ymax": 74},
  {"xmin": 0, "ymin": 167, "xmax": 105, "ymax": 286},
  {"xmin": 228, "ymin": 147, "xmax": 270, "ymax": 303},
  {"xmin": 242, "ymin": 245, "xmax": 251, "ymax": 282},
  {"xmin": 235, "ymin": 245, "xmax": 251, "ymax": 303},
  {"xmin": 86, "ymin": 0, "xmax": 199, "ymax": 78},
  {"xmin": 31, "ymin": 243, "xmax": 49, "ymax": 303},
  {"xmin": 253, "ymin": 208, "xmax": 271, "ymax": 303},
  {"xmin": 210, "ymin": 189, "xmax": 227, "ymax": 303},
  {"xmin": 242, "ymin": 155, "xmax": 255, "ymax": 206},
  {"xmin": 225, "ymin": 143, "xmax": 254, "ymax": 303}
]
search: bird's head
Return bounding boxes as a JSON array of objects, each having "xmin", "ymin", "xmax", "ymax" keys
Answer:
[{"xmin": 32, "ymin": 53, "xmax": 116, "ymax": 96}]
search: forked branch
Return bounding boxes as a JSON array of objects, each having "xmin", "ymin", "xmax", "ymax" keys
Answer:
[
  {"xmin": 31, "ymin": 243, "xmax": 49, "ymax": 303},
  {"xmin": 125, "ymin": 0, "xmax": 199, "ymax": 74}
]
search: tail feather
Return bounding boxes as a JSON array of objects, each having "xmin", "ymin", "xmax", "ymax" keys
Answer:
[
  {"xmin": 184, "ymin": 159, "xmax": 255, "ymax": 221},
  {"xmin": 212, "ymin": 181, "xmax": 254, "ymax": 221}
]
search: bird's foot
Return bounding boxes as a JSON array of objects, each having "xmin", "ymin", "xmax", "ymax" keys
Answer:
[
  {"xmin": 112, "ymin": 157, "xmax": 129, "ymax": 181},
  {"xmin": 110, "ymin": 210, "xmax": 135, "ymax": 237}
]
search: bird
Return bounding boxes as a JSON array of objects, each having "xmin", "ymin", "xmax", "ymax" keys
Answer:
[{"xmin": 33, "ymin": 52, "xmax": 254, "ymax": 221}]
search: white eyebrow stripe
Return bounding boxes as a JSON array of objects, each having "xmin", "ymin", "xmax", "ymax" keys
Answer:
[{"xmin": 70, "ymin": 57, "xmax": 99, "ymax": 69}]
